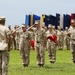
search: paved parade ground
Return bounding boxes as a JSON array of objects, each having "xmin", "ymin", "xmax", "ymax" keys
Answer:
[{"xmin": 8, "ymin": 48, "xmax": 75, "ymax": 75}]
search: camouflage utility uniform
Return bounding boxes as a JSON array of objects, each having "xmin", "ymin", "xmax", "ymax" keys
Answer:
[
  {"xmin": 34, "ymin": 28, "xmax": 46, "ymax": 67},
  {"xmin": 57, "ymin": 30, "xmax": 64, "ymax": 50},
  {"xmin": 0, "ymin": 24, "xmax": 10, "ymax": 75},
  {"xmin": 15, "ymin": 29, "xmax": 20, "ymax": 50},
  {"xmin": 70, "ymin": 27, "xmax": 75, "ymax": 63},
  {"xmin": 19, "ymin": 30, "xmax": 31, "ymax": 67},
  {"xmin": 46, "ymin": 30, "xmax": 56, "ymax": 63},
  {"xmin": 64, "ymin": 30, "xmax": 70, "ymax": 50}
]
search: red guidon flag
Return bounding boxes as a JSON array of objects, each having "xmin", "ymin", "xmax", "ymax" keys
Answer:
[
  {"xmin": 30, "ymin": 40, "xmax": 35, "ymax": 49},
  {"xmin": 47, "ymin": 34, "xmax": 57, "ymax": 43}
]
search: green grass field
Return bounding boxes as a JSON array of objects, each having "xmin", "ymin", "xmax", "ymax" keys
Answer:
[{"xmin": 8, "ymin": 48, "xmax": 75, "ymax": 75}]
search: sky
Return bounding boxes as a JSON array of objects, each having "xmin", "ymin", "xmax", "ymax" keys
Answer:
[{"xmin": 0, "ymin": 0, "xmax": 75, "ymax": 29}]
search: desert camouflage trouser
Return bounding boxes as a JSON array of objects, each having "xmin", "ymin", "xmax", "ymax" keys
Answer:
[
  {"xmin": 70, "ymin": 44, "xmax": 75, "ymax": 63},
  {"xmin": 57, "ymin": 38, "xmax": 64, "ymax": 50},
  {"xmin": 35, "ymin": 44, "xmax": 45, "ymax": 65},
  {"xmin": 19, "ymin": 45, "xmax": 30, "ymax": 65},
  {"xmin": 65, "ymin": 38, "xmax": 70, "ymax": 50},
  {"xmin": 0, "ymin": 51, "xmax": 9, "ymax": 75},
  {"xmin": 47, "ymin": 41, "xmax": 56, "ymax": 63},
  {"xmin": 15, "ymin": 37, "xmax": 19, "ymax": 50}
]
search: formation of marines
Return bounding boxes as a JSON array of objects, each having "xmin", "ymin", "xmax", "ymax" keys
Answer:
[
  {"xmin": 1, "ymin": 16, "xmax": 75, "ymax": 75},
  {"xmin": 9, "ymin": 19, "xmax": 75, "ymax": 64},
  {"xmin": 7, "ymin": 19, "xmax": 75, "ymax": 67}
]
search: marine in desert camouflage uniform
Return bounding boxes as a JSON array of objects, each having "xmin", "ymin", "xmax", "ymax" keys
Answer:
[
  {"xmin": 8, "ymin": 25, "xmax": 13, "ymax": 50},
  {"xmin": 19, "ymin": 24, "xmax": 31, "ymax": 67},
  {"xmin": 15, "ymin": 26, "xmax": 20, "ymax": 50},
  {"xmin": 0, "ymin": 17, "xmax": 11, "ymax": 75},
  {"xmin": 68, "ymin": 19, "xmax": 75, "ymax": 63},
  {"xmin": 12, "ymin": 25, "xmax": 17, "ymax": 50},
  {"xmin": 46, "ymin": 24, "xmax": 57, "ymax": 63},
  {"xmin": 34, "ymin": 20, "xmax": 46, "ymax": 67},
  {"xmin": 57, "ymin": 26, "xmax": 64, "ymax": 50},
  {"xmin": 64, "ymin": 27, "xmax": 70, "ymax": 50}
]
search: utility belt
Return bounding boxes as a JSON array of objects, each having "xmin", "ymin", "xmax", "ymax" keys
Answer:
[
  {"xmin": 72, "ymin": 39, "xmax": 75, "ymax": 41},
  {"xmin": 37, "ymin": 41, "xmax": 40, "ymax": 43},
  {"xmin": 36, "ymin": 41, "xmax": 44, "ymax": 44}
]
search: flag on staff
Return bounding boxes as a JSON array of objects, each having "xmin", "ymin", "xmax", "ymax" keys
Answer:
[
  {"xmin": 60, "ymin": 14, "xmax": 64, "ymax": 29},
  {"xmin": 41, "ymin": 14, "xmax": 45, "ymax": 22},
  {"xmin": 40, "ymin": 14, "xmax": 45, "ymax": 25},
  {"xmin": 33, "ymin": 14, "xmax": 40, "ymax": 24},
  {"xmin": 63, "ymin": 14, "xmax": 66, "ymax": 30},
  {"xmin": 45, "ymin": 15, "xmax": 50, "ymax": 27},
  {"xmin": 25, "ymin": 15, "xmax": 29, "ymax": 26},
  {"xmin": 55, "ymin": 13, "xmax": 60, "ymax": 29},
  {"xmin": 49, "ymin": 15, "xmax": 56, "ymax": 28},
  {"xmin": 28, "ymin": 14, "xmax": 33, "ymax": 26},
  {"xmin": 70, "ymin": 13, "xmax": 75, "ymax": 25},
  {"xmin": 71, "ymin": 13, "xmax": 75, "ymax": 19},
  {"xmin": 66, "ymin": 14, "xmax": 70, "ymax": 28},
  {"xmin": 29, "ymin": 14, "xmax": 31, "ymax": 27},
  {"xmin": 66, "ymin": 14, "xmax": 70, "ymax": 29},
  {"xmin": 30, "ymin": 14, "xmax": 33, "ymax": 26}
]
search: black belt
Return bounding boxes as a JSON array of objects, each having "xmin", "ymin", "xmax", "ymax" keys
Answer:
[
  {"xmin": 72, "ymin": 39, "xmax": 75, "ymax": 41},
  {"xmin": 37, "ymin": 41, "xmax": 40, "ymax": 43}
]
